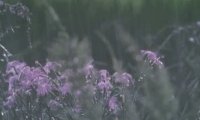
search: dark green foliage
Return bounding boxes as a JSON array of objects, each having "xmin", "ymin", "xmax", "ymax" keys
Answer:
[{"xmin": 1, "ymin": 0, "xmax": 200, "ymax": 120}]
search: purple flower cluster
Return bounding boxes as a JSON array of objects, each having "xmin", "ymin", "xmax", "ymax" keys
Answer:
[
  {"xmin": 3, "ymin": 92, "xmax": 16, "ymax": 109},
  {"xmin": 4, "ymin": 60, "xmax": 72, "ymax": 109},
  {"xmin": 141, "ymin": 50, "xmax": 163, "ymax": 68},
  {"xmin": 59, "ymin": 83, "xmax": 72, "ymax": 95},
  {"xmin": 3, "ymin": 59, "xmax": 135, "ymax": 118},
  {"xmin": 97, "ymin": 70, "xmax": 113, "ymax": 94},
  {"xmin": 84, "ymin": 63, "xmax": 134, "ymax": 115},
  {"xmin": 108, "ymin": 96, "xmax": 122, "ymax": 114},
  {"xmin": 83, "ymin": 61, "xmax": 95, "ymax": 80},
  {"xmin": 113, "ymin": 72, "xmax": 133, "ymax": 87}
]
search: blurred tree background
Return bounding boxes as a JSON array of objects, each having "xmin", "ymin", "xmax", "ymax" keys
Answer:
[
  {"xmin": 2, "ymin": 0, "xmax": 200, "ymax": 65},
  {"xmin": 1, "ymin": 0, "xmax": 200, "ymax": 120}
]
